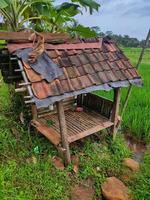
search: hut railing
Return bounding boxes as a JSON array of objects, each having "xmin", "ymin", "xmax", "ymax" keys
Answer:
[{"xmin": 77, "ymin": 93, "xmax": 113, "ymax": 119}]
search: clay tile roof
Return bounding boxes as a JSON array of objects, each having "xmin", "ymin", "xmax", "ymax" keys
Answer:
[{"xmin": 7, "ymin": 36, "xmax": 142, "ymax": 107}]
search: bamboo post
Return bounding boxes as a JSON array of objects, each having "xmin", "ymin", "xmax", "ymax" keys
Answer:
[
  {"xmin": 111, "ymin": 88, "xmax": 121, "ymax": 139},
  {"xmin": 56, "ymin": 101, "xmax": 71, "ymax": 165}
]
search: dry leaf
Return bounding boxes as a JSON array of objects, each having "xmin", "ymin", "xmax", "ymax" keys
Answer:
[
  {"xmin": 19, "ymin": 112, "xmax": 25, "ymax": 124},
  {"xmin": 71, "ymin": 155, "xmax": 79, "ymax": 173}
]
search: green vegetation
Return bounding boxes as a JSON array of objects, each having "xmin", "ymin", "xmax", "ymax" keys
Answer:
[
  {"xmin": 95, "ymin": 48, "xmax": 150, "ymax": 141},
  {"xmin": 129, "ymin": 152, "xmax": 150, "ymax": 199}
]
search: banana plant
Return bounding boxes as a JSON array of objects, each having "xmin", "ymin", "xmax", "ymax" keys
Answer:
[
  {"xmin": 0, "ymin": 0, "xmax": 52, "ymax": 31},
  {"xmin": 0, "ymin": 0, "xmax": 100, "ymax": 37}
]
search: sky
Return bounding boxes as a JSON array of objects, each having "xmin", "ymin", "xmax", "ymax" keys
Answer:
[{"xmin": 57, "ymin": 0, "xmax": 150, "ymax": 40}]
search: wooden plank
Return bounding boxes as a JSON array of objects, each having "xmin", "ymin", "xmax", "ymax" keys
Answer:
[
  {"xmin": 68, "ymin": 121, "xmax": 114, "ymax": 143},
  {"xmin": 0, "ymin": 32, "xmax": 69, "ymax": 42},
  {"xmin": 31, "ymin": 120, "xmax": 61, "ymax": 146}
]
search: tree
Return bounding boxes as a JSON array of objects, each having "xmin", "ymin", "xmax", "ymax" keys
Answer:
[{"xmin": 0, "ymin": 0, "xmax": 100, "ymax": 37}]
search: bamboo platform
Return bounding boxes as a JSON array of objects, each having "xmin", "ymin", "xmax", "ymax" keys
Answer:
[{"xmin": 32, "ymin": 109, "xmax": 114, "ymax": 145}]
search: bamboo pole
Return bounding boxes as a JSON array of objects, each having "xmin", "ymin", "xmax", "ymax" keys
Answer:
[
  {"xmin": 121, "ymin": 29, "xmax": 150, "ymax": 119},
  {"xmin": 111, "ymin": 88, "xmax": 121, "ymax": 139},
  {"xmin": 56, "ymin": 101, "xmax": 71, "ymax": 165}
]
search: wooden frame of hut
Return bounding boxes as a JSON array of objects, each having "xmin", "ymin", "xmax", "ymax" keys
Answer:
[{"xmin": 0, "ymin": 32, "xmax": 142, "ymax": 165}]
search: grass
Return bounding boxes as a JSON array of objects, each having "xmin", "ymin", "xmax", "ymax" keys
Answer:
[
  {"xmin": 129, "ymin": 151, "xmax": 150, "ymax": 200},
  {"xmin": 95, "ymin": 48, "xmax": 150, "ymax": 141}
]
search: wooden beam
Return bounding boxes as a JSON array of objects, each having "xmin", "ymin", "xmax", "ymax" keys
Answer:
[
  {"xmin": 111, "ymin": 88, "xmax": 121, "ymax": 139},
  {"xmin": 0, "ymin": 32, "xmax": 70, "ymax": 42},
  {"xmin": 56, "ymin": 101, "xmax": 71, "ymax": 165},
  {"xmin": 31, "ymin": 120, "xmax": 61, "ymax": 146}
]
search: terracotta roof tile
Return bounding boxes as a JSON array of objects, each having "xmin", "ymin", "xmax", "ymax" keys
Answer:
[
  {"xmin": 98, "ymin": 71, "xmax": 109, "ymax": 83},
  {"xmin": 66, "ymin": 67, "xmax": 78, "ymax": 78},
  {"xmin": 115, "ymin": 70, "xmax": 127, "ymax": 81},
  {"xmin": 47, "ymin": 50, "xmax": 59, "ymax": 59},
  {"xmin": 70, "ymin": 78, "xmax": 82, "ymax": 90},
  {"xmin": 77, "ymin": 66, "xmax": 86, "ymax": 76},
  {"xmin": 116, "ymin": 60, "xmax": 127, "ymax": 70},
  {"xmin": 93, "ymin": 52, "xmax": 104, "ymax": 62},
  {"xmin": 92, "ymin": 63, "xmax": 103, "ymax": 72},
  {"xmin": 106, "ymin": 70, "xmax": 118, "ymax": 82},
  {"xmin": 79, "ymin": 75, "xmax": 92, "ymax": 87},
  {"xmin": 58, "ymin": 57, "xmax": 71, "ymax": 67},
  {"xmin": 108, "ymin": 61, "xmax": 119, "ymax": 70},
  {"xmin": 69, "ymin": 55, "xmax": 81, "ymax": 66},
  {"xmin": 90, "ymin": 73, "xmax": 102, "ymax": 85},
  {"xmin": 60, "ymin": 79, "xmax": 70, "ymax": 93},
  {"xmin": 83, "ymin": 64, "xmax": 95, "ymax": 74},
  {"xmin": 78, "ymin": 53, "xmax": 89, "ymax": 65},
  {"xmin": 24, "ymin": 67, "xmax": 42, "ymax": 82},
  {"xmin": 101, "ymin": 62, "xmax": 111, "ymax": 70}
]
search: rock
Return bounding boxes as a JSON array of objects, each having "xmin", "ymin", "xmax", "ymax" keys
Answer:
[
  {"xmin": 101, "ymin": 177, "xmax": 131, "ymax": 200},
  {"xmin": 123, "ymin": 158, "xmax": 140, "ymax": 172},
  {"xmin": 71, "ymin": 184, "xmax": 94, "ymax": 200}
]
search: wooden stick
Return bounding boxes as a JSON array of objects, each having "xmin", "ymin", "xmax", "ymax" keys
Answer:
[
  {"xmin": 111, "ymin": 88, "xmax": 121, "ymax": 140},
  {"xmin": 15, "ymin": 87, "xmax": 26, "ymax": 93},
  {"xmin": 19, "ymin": 82, "xmax": 31, "ymax": 86},
  {"xmin": 56, "ymin": 101, "xmax": 71, "ymax": 165}
]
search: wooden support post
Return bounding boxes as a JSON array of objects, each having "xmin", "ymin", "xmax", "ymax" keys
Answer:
[
  {"xmin": 56, "ymin": 101, "xmax": 71, "ymax": 165},
  {"xmin": 111, "ymin": 88, "xmax": 121, "ymax": 140},
  {"xmin": 31, "ymin": 104, "xmax": 38, "ymax": 120}
]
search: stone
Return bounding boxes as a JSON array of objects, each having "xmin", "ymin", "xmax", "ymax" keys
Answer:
[
  {"xmin": 123, "ymin": 158, "xmax": 140, "ymax": 172},
  {"xmin": 71, "ymin": 184, "xmax": 94, "ymax": 200},
  {"xmin": 101, "ymin": 177, "xmax": 131, "ymax": 200}
]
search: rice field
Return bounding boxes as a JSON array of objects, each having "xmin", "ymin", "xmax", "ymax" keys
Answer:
[{"xmin": 95, "ymin": 48, "xmax": 150, "ymax": 141}]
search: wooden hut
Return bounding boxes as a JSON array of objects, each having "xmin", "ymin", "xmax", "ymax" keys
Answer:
[{"xmin": 0, "ymin": 32, "xmax": 142, "ymax": 165}]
